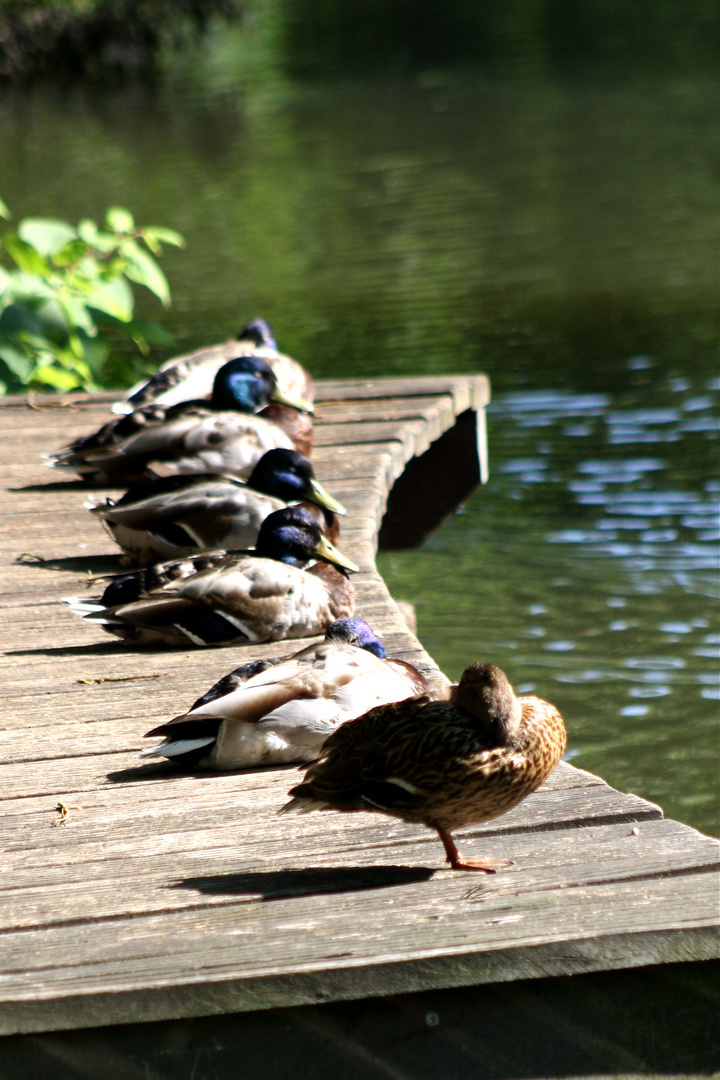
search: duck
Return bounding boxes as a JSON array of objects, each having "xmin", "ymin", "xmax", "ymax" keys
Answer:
[
  {"xmin": 46, "ymin": 355, "xmax": 313, "ymax": 484},
  {"xmin": 281, "ymin": 662, "xmax": 567, "ymax": 872},
  {"xmin": 85, "ymin": 448, "xmax": 346, "ymax": 564},
  {"xmin": 112, "ymin": 318, "xmax": 314, "ymax": 416},
  {"xmin": 140, "ymin": 618, "xmax": 430, "ymax": 769},
  {"xmin": 64, "ymin": 505, "xmax": 358, "ymax": 647}
]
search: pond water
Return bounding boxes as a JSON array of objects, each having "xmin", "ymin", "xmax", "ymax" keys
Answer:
[{"xmin": 1, "ymin": 30, "xmax": 717, "ymax": 834}]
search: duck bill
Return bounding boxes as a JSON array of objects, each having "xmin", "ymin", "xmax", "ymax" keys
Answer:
[
  {"xmin": 271, "ymin": 387, "xmax": 315, "ymax": 415},
  {"xmin": 315, "ymin": 536, "xmax": 359, "ymax": 573},
  {"xmin": 307, "ymin": 478, "xmax": 347, "ymax": 516}
]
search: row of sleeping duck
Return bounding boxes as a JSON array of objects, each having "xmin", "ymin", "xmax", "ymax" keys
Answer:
[{"xmin": 48, "ymin": 318, "xmax": 567, "ymax": 872}]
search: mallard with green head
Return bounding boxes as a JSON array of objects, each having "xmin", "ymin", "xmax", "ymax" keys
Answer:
[
  {"xmin": 140, "ymin": 618, "xmax": 430, "ymax": 769},
  {"xmin": 64, "ymin": 505, "xmax": 358, "ymax": 647},
  {"xmin": 46, "ymin": 355, "xmax": 313, "ymax": 484},
  {"xmin": 113, "ymin": 318, "xmax": 314, "ymax": 416},
  {"xmin": 85, "ymin": 449, "xmax": 345, "ymax": 564},
  {"xmin": 282, "ymin": 662, "xmax": 567, "ymax": 871}
]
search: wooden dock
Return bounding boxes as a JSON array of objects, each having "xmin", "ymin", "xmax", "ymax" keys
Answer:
[{"xmin": 0, "ymin": 375, "xmax": 718, "ymax": 1076}]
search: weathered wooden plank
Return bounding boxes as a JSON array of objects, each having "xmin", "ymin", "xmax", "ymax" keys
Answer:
[
  {"xmin": 314, "ymin": 395, "xmax": 455, "ymax": 426},
  {"xmin": 0, "ymin": 820, "xmax": 716, "ymax": 935},
  {"xmin": 316, "ymin": 375, "xmax": 490, "ymax": 411},
  {"xmin": 0, "ymin": 874, "xmax": 716, "ymax": 1039},
  {"xmin": 0, "ymin": 866, "xmax": 716, "ymax": 989},
  {"xmin": 2, "ymin": 812, "xmax": 707, "ymax": 898},
  {"xmin": 1, "ymin": 376, "xmax": 718, "ymax": 1045},
  {"xmin": 0, "ymin": 763, "xmax": 605, "ymax": 833}
]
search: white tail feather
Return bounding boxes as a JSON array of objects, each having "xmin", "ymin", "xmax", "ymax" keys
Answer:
[
  {"xmin": 139, "ymin": 738, "xmax": 216, "ymax": 759},
  {"xmin": 62, "ymin": 598, "xmax": 107, "ymax": 618}
]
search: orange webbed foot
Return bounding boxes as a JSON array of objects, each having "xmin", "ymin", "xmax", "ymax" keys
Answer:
[
  {"xmin": 448, "ymin": 855, "xmax": 509, "ymax": 873},
  {"xmin": 437, "ymin": 827, "xmax": 511, "ymax": 873}
]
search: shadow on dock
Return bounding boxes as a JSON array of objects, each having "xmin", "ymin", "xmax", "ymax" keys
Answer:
[{"xmin": 175, "ymin": 866, "xmax": 435, "ymax": 900}]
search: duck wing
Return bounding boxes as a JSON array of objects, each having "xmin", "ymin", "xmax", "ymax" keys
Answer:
[
  {"xmin": 75, "ymin": 556, "xmax": 342, "ymax": 646},
  {"xmin": 82, "ymin": 412, "xmax": 293, "ymax": 480},
  {"xmin": 90, "ymin": 476, "xmax": 284, "ymax": 560},
  {"xmin": 115, "ymin": 345, "xmax": 314, "ymax": 414}
]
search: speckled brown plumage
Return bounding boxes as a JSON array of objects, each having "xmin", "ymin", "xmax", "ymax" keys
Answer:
[{"xmin": 283, "ymin": 662, "xmax": 567, "ymax": 872}]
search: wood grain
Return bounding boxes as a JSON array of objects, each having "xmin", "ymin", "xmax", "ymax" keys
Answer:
[{"xmin": 0, "ymin": 377, "xmax": 717, "ymax": 1039}]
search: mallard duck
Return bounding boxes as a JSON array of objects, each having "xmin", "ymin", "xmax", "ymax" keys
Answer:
[
  {"xmin": 281, "ymin": 663, "xmax": 567, "ymax": 872},
  {"xmin": 113, "ymin": 319, "xmax": 314, "ymax": 416},
  {"xmin": 140, "ymin": 618, "xmax": 430, "ymax": 769},
  {"xmin": 47, "ymin": 356, "xmax": 313, "ymax": 484},
  {"xmin": 64, "ymin": 505, "xmax": 358, "ymax": 647},
  {"xmin": 85, "ymin": 449, "xmax": 346, "ymax": 564}
]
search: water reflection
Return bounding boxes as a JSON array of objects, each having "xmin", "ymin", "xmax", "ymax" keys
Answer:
[
  {"xmin": 380, "ymin": 378, "xmax": 719, "ymax": 835},
  {"xmin": 1, "ymin": 52, "xmax": 717, "ymax": 834}
]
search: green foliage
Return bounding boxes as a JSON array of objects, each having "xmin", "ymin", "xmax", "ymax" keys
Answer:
[
  {"xmin": 0, "ymin": 0, "xmax": 241, "ymax": 84},
  {"xmin": 0, "ymin": 202, "xmax": 184, "ymax": 395}
]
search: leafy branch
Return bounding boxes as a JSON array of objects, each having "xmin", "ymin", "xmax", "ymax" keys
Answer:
[{"xmin": 0, "ymin": 199, "xmax": 184, "ymax": 394}]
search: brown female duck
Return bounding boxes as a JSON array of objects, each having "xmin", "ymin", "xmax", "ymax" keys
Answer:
[{"xmin": 282, "ymin": 662, "xmax": 567, "ymax": 871}]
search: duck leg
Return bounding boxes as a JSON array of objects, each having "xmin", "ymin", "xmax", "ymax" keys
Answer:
[{"xmin": 437, "ymin": 828, "xmax": 508, "ymax": 873}]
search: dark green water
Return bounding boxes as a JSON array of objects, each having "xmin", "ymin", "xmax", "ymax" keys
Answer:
[{"xmin": 1, "ymin": 29, "xmax": 718, "ymax": 833}]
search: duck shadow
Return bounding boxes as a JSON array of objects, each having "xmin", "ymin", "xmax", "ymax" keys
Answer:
[
  {"xmin": 106, "ymin": 761, "xmax": 302, "ymax": 784},
  {"xmin": 5, "ymin": 641, "xmax": 160, "ymax": 658},
  {"xmin": 11, "ymin": 480, "xmax": 123, "ymax": 493},
  {"xmin": 174, "ymin": 865, "xmax": 435, "ymax": 901},
  {"xmin": 16, "ymin": 552, "xmax": 124, "ymax": 574}
]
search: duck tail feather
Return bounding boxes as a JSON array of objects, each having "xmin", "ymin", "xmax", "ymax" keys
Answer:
[
  {"xmin": 278, "ymin": 794, "xmax": 329, "ymax": 815},
  {"xmin": 139, "ymin": 737, "xmax": 216, "ymax": 759}
]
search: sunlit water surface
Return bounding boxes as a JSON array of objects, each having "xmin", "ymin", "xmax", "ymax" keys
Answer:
[
  {"xmin": 1, "ymin": 37, "xmax": 718, "ymax": 833},
  {"xmin": 379, "ymin": 375, "xmax": 719, "ymax": 832}
]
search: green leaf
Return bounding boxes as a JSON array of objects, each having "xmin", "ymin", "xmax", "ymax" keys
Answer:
[
  {"xmin": 125, "ymin": 317, "xmax": 175, "ymax": 345},
  {"xmin": 86, "ymin": 276, "xmax": 134, "ymax": 322},
  {"xmin": 51, "ymin": 237, "xmax": 91, "ymax": 268},
  {"xmin": 0, "ymin": 343, "xmax": 32, "ymax": 380},
  {"xmin": 105, "ymin": 207, "xmax": 135, "ymax": 234},
  {"xmin": 3, "ymin": 234, "xmax": 48, "ymax": 276},
  {"xmin": 77, "ymin": 219, "xmax": 99, "ymax": 244},
  {"xmin": 81, "ymin": 335, "xmax": 110, "ymax": 374},
  {"xmin": 121, "ymin": 240, "xmax": 171, "ymax": 307},
  {"xmin": 2, "ymin": 271, "xmax": 55, "ymax": 306},
  {"xmin": 0, "ymin": 197, "xmax": 10, "ymax": 221},
  {"xmin": 19, "ymin": 219, "xmax": 77, "ymax": 257},
  {"xmin": 78, "ymin": 219, "xmax": 123, "ymax": 254},
  {"xmin": 34, "ymin": 298, "xmax": 70, "ymax": 340},
  {"xmin": 67, "ymin": 333, "xmax": 84, "ymax": 359},
  {"xmin": 57, "ymin": 293, "xmax": 95, "ymax": 335},
  {"xmin": 31, "ymin": 364, "xmax": 87, "ymax": 392},
  {"xmin": 0, "ymin": 303, "xmax": 46, "ymax": 339},
  {"xmin": 92, "ymin": 231, "xmax": 125, "ymax": 255},
  {"xmin": 141, "ymin": 226, "xmax": 185, "ymax": 249}
]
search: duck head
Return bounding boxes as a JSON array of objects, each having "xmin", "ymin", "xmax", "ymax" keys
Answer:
[
  {"xmin": 255, "ymin": 506, "xmax": 358, "ymax": 572},
  {"xmin": 248, "ymin": 449, "xmax": 346, "ymax": 515},
  {"xmin": 453, "ymin": 663, "xmax": 522, "ymax": 744},
  {"xmin": 237, "ymin": 318, "xmax": 278, "ymax": 351},
  {"xmin": 324, "ymin": 617, "xmax": 386, "ymax": 657},
  {"xmin": 211, "ymin": 357, "xmax": 312, "ymax": 413}
]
